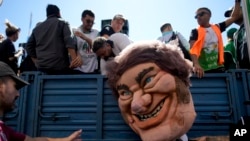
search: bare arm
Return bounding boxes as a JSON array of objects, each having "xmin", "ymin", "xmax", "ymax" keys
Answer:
[
  {"xmin": 191, "ymin": 54, "xmax": 204, "ymax": 78},
  {"xmin": 8, "ymin": 57, "xmax": 16, "ymax": 61},
  {"xmin": 189, "ymin": 40, "xmax": 204, "ymax": 78},
  {"xmin": 24, "ymin": 129, "xmax": 82, "ymax": 141},
  {"xmin": 68, "ymin": 48, "xmax": 77, "ymax": 61},
  {"xmin": 224, "ymin": 1, "xmax": 241, "ymax": 28},
  {"xmin": 74, "ymin": 31, "xmax": 92, "ymax": 47},
  {"xmin": 102, "ymin": 34, "xmax": 110, "ymax": 39},
  {"xmin": 68, "ymin": 48, "xmax": 82, "ymax": 68}
]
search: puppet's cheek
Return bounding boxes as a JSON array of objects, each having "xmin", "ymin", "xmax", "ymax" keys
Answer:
[
  {"xmin": 118, "ymin": 98, "xmax": 131, "ymax": 112},
  {"xmin": 118, "ymin": 98, "xmax": 133, "ymax": 122},
  {"xmin": 144, "ymin": 73, "xmax": 176, "ymax": 94}
]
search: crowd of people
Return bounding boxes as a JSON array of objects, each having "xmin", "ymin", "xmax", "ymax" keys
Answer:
[
  {"xmin": 0, "ymin": 0, "xmax": 249, "ymax": 140},
  {"xmin": 0, "ymin": 0, "xmax": 249, "ymax": 78}
]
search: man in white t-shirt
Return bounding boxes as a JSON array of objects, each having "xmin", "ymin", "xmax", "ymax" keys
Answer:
[
  {"xmin": 73, "ymin": 10, "xmax": 99, "ymax": 73},
  {"xmin": 92, "ymin": 33, "xmax": 133, "ymax": 75}
]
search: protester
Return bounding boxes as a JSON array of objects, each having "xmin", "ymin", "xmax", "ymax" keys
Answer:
[
  {"xmin": 189, "ymin": 0, "xmax": 241, "ymax": 78},
  {"xmin": 99, "ymin": 14, "xmax": 126, "ymax": 38},
  {"xmin": 92, "ymin": 33, "xmax": 133, "ymax": 75},
  {"xmin": 73, "ymin": 10, "xmax": 99, "ymax": 73},
  {"xmin": 224, "ymin": 27, "xmax": 237, "ymax": 70},
  {"xmin": 157, "ymin": 23, "xmax": 191, "ymax": 60},
  {"xmin": 0, "ymin": 61, "xmax": 82, "ymax": 141},
  {"xmin": 224, "ymin": 2, "xmax": 250, "ymax": 69},
  {"xmin": 0, "ymin": 20, "xmax": 22, "ymax": 74},
  {"xmin": 26, "ymin": 4, "xmax": 82, "ymax": 75}
]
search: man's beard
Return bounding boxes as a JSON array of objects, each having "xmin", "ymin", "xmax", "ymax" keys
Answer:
[
  {"xmin": 2, "ymin": 102, "xmax": 16, "ymax": 114},
  {"xmin": 104, "ymin": 52, "xmax": 116, "ymax": 61}
]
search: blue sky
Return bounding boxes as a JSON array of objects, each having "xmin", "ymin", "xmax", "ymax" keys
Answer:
[{"xmin": 0, "ymin": 0, "xmax": 238, "ymax": 47}]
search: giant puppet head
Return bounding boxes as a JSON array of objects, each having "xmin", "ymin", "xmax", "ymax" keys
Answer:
[{"xmin": 106, "ymin": 40, "xmax": 196, "ymax": 141}]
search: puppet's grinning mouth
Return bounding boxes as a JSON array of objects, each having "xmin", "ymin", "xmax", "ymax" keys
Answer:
[{"xmin": 136, "ymin": 100, "xmax": 164, "ymax": 121}]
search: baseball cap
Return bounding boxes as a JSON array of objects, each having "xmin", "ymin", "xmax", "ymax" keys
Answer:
[
  {"xmin": 227, "ymin": 27, "xmax": 237, "ymax": 38},
  {"xmin": 0, "ymin": 61, "xmax": 29, "ymax": 90},
  {"xmin": 224, "ymin": 7, "xmax": 234, "ymax": 17},
  {"xmin": 113, "ymin": 14, "xmax": 126, "ymax": 22}
]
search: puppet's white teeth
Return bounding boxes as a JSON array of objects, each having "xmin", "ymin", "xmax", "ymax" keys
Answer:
[{"xmin": 137, "ymin": 100, "xmax": 164, "ymax": 121}]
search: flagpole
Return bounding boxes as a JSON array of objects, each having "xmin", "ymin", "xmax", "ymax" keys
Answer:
[
  {"xmin": 0, "ymin": 0, "xmax": 3, "ymax": 6},
  {"xmin": 27, "ymin": 12, "xmax": 32, "ymax": 41}
]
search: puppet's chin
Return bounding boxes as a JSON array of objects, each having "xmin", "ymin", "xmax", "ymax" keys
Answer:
[
  {"xmin": 130, "ymin": 109, "xmax": 196, "ymax": 141},
  {"xmin": 128, "ymin": 95, "xmax": 196, "ymax": 141},
  {"xmin": 137, "ymin": 112, "xmax": 195, "ymax": 141}
]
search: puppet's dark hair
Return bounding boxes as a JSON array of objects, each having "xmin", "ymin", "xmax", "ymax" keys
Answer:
[{"xmin": 106, "ymin": 40, "xmax": 193, "ymax": 99}]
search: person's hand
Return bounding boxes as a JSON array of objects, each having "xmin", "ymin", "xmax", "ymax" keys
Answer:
[
  {"xmin": 193, "ymin": 63, "xmax": 204, "ymax": 78},
  {"xmin": 26, "ymin": 129, "xmax": 83, "ymax": 141},
  {"xmin": 64, "ymin": 129, "xmax": 82, "ymax": 141},
  {"xmin": 74, "ymin": 31, "xmax": 82, "ymax": 37},
  {"xmin": 70, "ymin": 55, "xmax": 83, "ymax": 68},
  {"xmin": 74, "ymin": 31, "xmax": 87, "ymax": 40},
  {"xmin": 14, "ymin": 48, "xmax": 24, "ymax": 58}
]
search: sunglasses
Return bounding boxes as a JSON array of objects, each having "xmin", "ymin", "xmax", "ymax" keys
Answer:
[
  {"xmin": 195, "ymin": 12, "xmax": 208, "ymax": 19},
  {"xmin": 86, "ymin": 19, "xmax": 94, "ymax": 24}
]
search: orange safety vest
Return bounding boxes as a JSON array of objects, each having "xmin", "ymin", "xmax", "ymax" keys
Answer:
[{"xmin": 190, "ymin": 25, "xmax": 224, "ymax": 65}]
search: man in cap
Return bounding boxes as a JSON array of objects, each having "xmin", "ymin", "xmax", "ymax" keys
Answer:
[
  {"xmin": 26, "ymin": 4, "xmax": 82, "ymax": 75},
  {"xmin": 224, "ymin": 27, "xmax": 238, "ymax": 70},
  {"xmin": 224, "ymin": 2, "xmax": 250, "ymax": 69},
  {"xmin": 0, "ymin": 20, "xmax": 22, "ymax": 74},
  {"xmin": 0, "ymin": 61, "xmax": 82, "ymax": 140},
  {"xmin": 100, "ymin": 14, "xmax": 126, "ymax": 38}
]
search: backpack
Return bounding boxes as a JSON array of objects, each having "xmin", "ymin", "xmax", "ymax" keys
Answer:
[{"xmin": 168, "ymin": 32, "xmax": 192, "ymax": 61}]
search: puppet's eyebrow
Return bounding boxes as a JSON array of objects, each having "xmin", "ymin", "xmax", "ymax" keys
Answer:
[
  {"xmin": 117, "ymin": 84, "xmax": 129, "ymax": 91},
  {"xmin": 135, "ymin": 66, "xmax": 154, "ymax": 84}
]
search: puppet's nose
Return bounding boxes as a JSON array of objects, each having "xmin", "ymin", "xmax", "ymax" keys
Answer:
[{"xmin": 131, "ymin": 93, "xmax": 152, "ymax": 114}]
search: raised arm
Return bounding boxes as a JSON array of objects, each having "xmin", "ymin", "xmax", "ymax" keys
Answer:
[
  {"xmin": 224, "ymin": 0, "xmax": 241, "ymax": 28},
  {"xmin": 24, "ymin": 129, "xmax": 82, "ymax": 141}
]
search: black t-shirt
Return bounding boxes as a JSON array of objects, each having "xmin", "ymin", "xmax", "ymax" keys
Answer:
[
  {"xmin": 99, "ymin": 25, "xmax": 115, "ymax": 37},
  {"xmin": 189, "ymin": 22, "xmax": 226, "ymax": 41}
]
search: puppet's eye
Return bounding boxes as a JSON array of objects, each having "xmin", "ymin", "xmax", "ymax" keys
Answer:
[
  {"xmin": 119, "ymin": 90, "xmax": 132, "ymax": 97},
  {"xmin": 145, "ymin": 77, "xmax": 152, "ymax": 83},
  {"xmin": 144, "ymin": 76, "xmax": 154, "ymax": 85}
]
